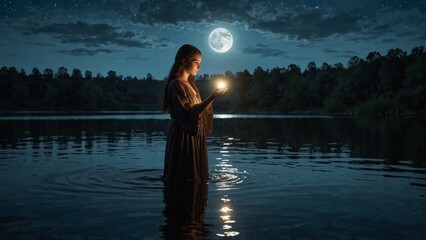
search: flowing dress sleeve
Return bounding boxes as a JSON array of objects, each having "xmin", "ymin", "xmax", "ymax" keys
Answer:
[
  {"xmin": 203, "ymin": 103, "xmax": 213, "ymax": 135},
  {"xmin": 168, "ymin": 80, "xmax": 207, "ymax": 136}
]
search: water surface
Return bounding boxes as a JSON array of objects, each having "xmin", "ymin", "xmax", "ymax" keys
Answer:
[{"xmin": 0, "ymin": 114, "xmax": 425, "ymax": 239}]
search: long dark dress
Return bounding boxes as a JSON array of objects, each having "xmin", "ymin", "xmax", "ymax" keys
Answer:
[{"xmin": 163, "ymin": 79, "xmax": 213, "ymax": 182}]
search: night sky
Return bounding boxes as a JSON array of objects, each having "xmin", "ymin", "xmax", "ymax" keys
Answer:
[{"xmin": 1, "ymin": 0, "xmax": 425, "ymax": 79}]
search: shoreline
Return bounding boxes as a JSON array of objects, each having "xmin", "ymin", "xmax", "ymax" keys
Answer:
[{"xmin": 0, "ymin": 109, "xmax": 424, "ymax": 118}]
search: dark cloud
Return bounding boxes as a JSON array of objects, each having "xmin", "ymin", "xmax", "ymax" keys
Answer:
[
  {"xmin": 323, "ymin": 48, "xmax": 339, "ymax": 53},
  {"xmin": 347, "ymin": 34, "xmax": 379, "ymax": 43},
  {"xmin": 382, "ymin": 38, "xmax": 396, "ymax": 43},
  {"xmin": 368, "ymin": 23, "xmax": 391, "ymax": 32},
  {"xmin": 131, "ymin": 0, "xmax": 244, "ymax": 26},
  {"xmin": 29, "ymin": 42, "xmax": 56, "ymax": 47},
  {"xmin": 31, "ymin": 21, "xmax": 169, "ymax": 48},
  {"xmin": 242, "ymin": 44, "xmax": 286, "ymax": 58},
  {"xmin": 57, "ymin": 48, "xmax": 117, "ymax": 56},
  {"xmin": 345, "ymin": 50, "xmax": 359, "ymax": 54},
  {"xmin": 395, "ymin": 30, "xmax": 419, "ymax": 37},
  {"xmin": 297, "ymin": 42, "xmax": 316, "ymax": 48},
  {"xmin": 125, "ymin": 56, "xmax": 149, "ymax": 61},
  {"xmin": 129, "ymin": 1, "xmax": 379, "ymax": 40},
  {"xmin": 5, "ymin": 0, "xmax": 421, "ymax": 44},
  {"xmin": 363, "ymin": 23, "xmax": 392, "ymax": 37},
  {"xmin": 256, "ymin": 12, "xmax": 364, "ymax": 40}
]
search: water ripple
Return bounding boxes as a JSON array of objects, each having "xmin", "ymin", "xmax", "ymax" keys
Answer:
[{"xmin": 34, "ymin": 167, "xmax": 164, "ymax": 198}]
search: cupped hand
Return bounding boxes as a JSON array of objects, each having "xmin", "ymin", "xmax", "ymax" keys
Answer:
[{"xmin": 211, "ymin": 88, "xmax": 228, "ymax": 98}]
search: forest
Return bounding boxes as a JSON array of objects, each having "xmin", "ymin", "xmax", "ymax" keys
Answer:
[{"xmin": 0, "ymin": 46, "xmax": 425, "ymax": 115}]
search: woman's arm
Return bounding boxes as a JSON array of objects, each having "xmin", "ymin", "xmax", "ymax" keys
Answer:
[
  {"xmin": 171, "ymin": 81, "xmax": 227, "ymax": 135},
  {"xmin": 191, "ymin": 88, "xmax": 227, "ymax": 113}
]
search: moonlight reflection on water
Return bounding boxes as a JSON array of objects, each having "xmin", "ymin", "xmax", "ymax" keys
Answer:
[{"xmin": 0, "ymin": 114, "xmax": 425, "ymax": 239}]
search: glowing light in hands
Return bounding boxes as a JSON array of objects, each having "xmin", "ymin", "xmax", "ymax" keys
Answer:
[{"xmin": 217, "ymin": 80, "xmax": 227, "ymax": 90}]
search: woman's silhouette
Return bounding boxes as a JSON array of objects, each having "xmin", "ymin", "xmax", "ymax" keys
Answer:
[{"xmin": 162, "ymin": 44, "xmax": 227, "ymax": 182}]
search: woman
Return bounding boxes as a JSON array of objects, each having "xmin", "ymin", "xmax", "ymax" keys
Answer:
[{"xmin": 163, "ymin": 44, "xmax": 227, "ymax": 182}]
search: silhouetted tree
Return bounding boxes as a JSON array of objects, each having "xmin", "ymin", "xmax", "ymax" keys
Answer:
[
  {"xmin": 72, "ymin": 68, "xmax": 83, "ymax": 79},
  {"xmin": 31, "ymin": 68, "xmax": 41, "ymax": 77},
  {"xmin": 380, "ymin": 49, "xmax": 407, "ymax": 92},
  {"xmin": 146, "ymin": 73, "xmax": 153, "ymax": 81},
  {"xmin": 43, "ymin": 68, "xmax": 53, "ymax": 79},
  {"xmin": 304, "ymin": 61, "xmax": 318, "ymax": 79},
  {"xmin": 56, "ymin": 67, "xmax": 69, "ymax": 78},
  {"xmin": 348, "ymin": 56, "xmax": 361, "ymax": 67},
  {"xmin": 85, "ymin": 70, "xmax": 92, "ymax": 80}
]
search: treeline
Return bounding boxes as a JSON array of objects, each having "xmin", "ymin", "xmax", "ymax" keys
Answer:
[
  {"xmin": 0, "ymin": 68, "xmax": 163, "ymax": 110},
  {"xmin": 1, "ymin": 46, "xmax": 425, "ymax": 115}
]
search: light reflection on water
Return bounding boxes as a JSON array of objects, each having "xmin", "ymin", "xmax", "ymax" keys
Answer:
[
  {"xmin": 211, "ymin": 137, "xmax": 243, "ymax": 238},
  {"xmin": 0, "ymin": 115, "xmax": 425, "ymax": 239}
]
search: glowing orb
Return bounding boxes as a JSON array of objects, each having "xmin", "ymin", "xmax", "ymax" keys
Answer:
[
  {"xmin": 208, "ymin": 28, "xmax": 233, "ymax": 53},
  {"xmin": 216, "ymin": 80, "xmax": 227, "ymax": 90}
]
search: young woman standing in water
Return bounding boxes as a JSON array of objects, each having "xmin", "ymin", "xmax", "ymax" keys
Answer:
[{"xmin": 162, "ymin": 44, "xmax": 227, "ymax": 182}]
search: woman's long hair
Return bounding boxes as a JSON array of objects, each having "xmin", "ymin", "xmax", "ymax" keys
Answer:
[{"xmin": 162, "ymin": 44, "xmax": 202, "ymax": 113}]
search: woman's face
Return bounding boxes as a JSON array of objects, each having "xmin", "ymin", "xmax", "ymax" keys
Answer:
[{"xmin": 184, "ymin": 54, "xmax": 202, "ymax": 76}]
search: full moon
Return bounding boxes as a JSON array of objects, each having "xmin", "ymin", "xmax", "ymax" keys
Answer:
[{"xmin": 208, "ymin": 28, "xmax": 233, "ymax": 53}]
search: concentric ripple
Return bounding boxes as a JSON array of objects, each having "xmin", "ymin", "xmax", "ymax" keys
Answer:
[{"xmin": 34, "ymin": 167, "xmax": 164, "ymax": 198}]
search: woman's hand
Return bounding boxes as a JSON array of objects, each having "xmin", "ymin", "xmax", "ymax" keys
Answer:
[{"xmin": 211, "ymin": 88, "xmax": 228, "ymax": 98}]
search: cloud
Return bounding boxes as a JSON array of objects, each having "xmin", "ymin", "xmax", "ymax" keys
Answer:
[
  {"xmin": 345, "ymin": 50, "xmax": 359, "ymax": 54},
  {"xmin": 131, "ymin": 0, "xmax": 243, "ymax": 26},
  {"xmin": 296, "ymin": 42, "xmax": 316, "ymax": 48},
  {"xmin": 256, "ymin": 11, "xmax": 364, "ymax": 40},
  {"xmin": 4, "ymin": 0, "xmax": 424, "ymax": 45},
  {"xmin": 323, "ymin": 48, "xmax": 339, "ymax": 53},
  {"xmin": 28, "ymin": 42, "xmax": 56, "ymax": 47},
  {"xmin": 381, "ymin": 38, "xmax": 396, "ymax": 43},
  {"xmin": 31, "ymin": 21, "xmax": 170, "ymax": 48},
  {"xmin": 129, "ymin": 1, "xmax": 376, "ymax": 40},
  {"xmin": 8, "ymin": 0, "xmax": 421, "ymax": 44},
  {"xmin": 128, "ymin": 1, "xmax": 425, "ymax": 43},
  {"xmin": 242, "ymin": 43, "xmax": 286, "ymax": 58},
  {"xmin": 125, "ymin": 55, "xmax": 149, "ymax": 61},
  {"xmin": 395, "ymin": 30, "xmax": 420, "ymax": 38},
  {"xmin": 57, "ymin": 48, "xmax": 117, "ymax": 56}
]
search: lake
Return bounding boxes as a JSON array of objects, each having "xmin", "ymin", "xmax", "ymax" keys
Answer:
[{"xmin": 0, "ymin": 113, "xmax": 425, "ymax": 239}]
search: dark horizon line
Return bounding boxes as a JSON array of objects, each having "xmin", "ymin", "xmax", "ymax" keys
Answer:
[{"xmin": 2, "ymin": 45, "xmax": 424, "ymax": 80}]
